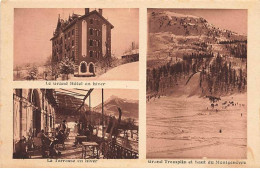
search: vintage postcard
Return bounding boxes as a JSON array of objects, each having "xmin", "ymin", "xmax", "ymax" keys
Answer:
[{"xmin": 1, "ymin": 0, "xmax": 260, "ymax": 168}]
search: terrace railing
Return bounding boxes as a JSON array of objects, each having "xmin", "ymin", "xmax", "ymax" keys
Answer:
[{"xmin": 102, "ymin": 140, "xmax": 138, "ymax": 159}]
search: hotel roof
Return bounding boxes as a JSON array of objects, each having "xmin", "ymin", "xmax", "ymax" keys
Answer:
[{"xmin": 51, "ymin": 9, "xmax": 114, "ymax": 40}]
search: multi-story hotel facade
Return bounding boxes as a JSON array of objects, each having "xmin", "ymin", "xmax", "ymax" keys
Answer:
[{"xmin": 51, "ymin": 8, "xmax": 113, "ymax": 76}]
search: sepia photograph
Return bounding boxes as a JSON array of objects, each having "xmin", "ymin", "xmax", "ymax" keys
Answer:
[
  {"xmin": 2, "ymin": 0, "xmax": 260, "ymax": 168},
  {"xmin": 13, "ymin": 8, "xmax": 139, "ymax": 81},
  {"xmin": 146, "ymin": 9, "xmax": 247, "ymax": 159},
  {"xmin": 13, "ymin": 88, "xmax": 139, "ymax": 159}
]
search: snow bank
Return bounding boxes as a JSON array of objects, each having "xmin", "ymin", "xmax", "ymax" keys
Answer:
[{"xmin": 98, "ymin": 61, "xmax": 139, "ymax": 81}]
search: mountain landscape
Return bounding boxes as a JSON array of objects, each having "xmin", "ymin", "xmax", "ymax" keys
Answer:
[
  {"xmin": 146, "ymin": 9, "xmax": 247, "ymax": 159},
  {"xmin": 147, "ymin": 9, "xmax": 247, "ymax": 97},
  {"xmin": 94, "ymin": 95, "xmax": 139, "ymax": 121}
]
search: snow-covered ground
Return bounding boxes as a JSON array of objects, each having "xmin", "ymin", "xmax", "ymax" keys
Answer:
[
  {"xmin": 14, "ymin": 62, "xmax": 139, "ymax": 81},
  {"xmin": 98, "ymin": 62, "xmax": 138, "ymax": 81},
  {"xmin": 61, "ymin": 62, "xmax": 139, "ymax": 81},
  {"xmin": 147, "ymin": 93, "xmax": 247, "ymax": 159}
]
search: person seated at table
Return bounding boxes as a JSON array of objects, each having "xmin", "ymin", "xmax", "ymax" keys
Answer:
[
  {"xmin": 37, "ymin": 130, "xmax": 50, "ymax": 158},
  {"xmin": 60, "ymin": 120, "xmax": 67, "ymax": 134},
  {"xmin": 49, "ymin": 137, "xmax": 61, "ymax": 157},
  {"xmin": 54, "ymin": 127, "xmax": 59, "ymax": 137},
  {"xmin": 84, "ymin": 124, "xmax": 93, "ymax": 141},
  {"xmin": 88, "ymin": 124, "xmax": 93, "ymax": 135},
  {"xmin": 37, "ymin": 129, "xmax": 47, "ymax": 139},
  {"xmin": 37, "ymin": 129, "xmax": 61, "ymax": 158},
  {"xmin": 72, "ymin": 128, "xmax": 87, "ymax": 147},
  {"xmin": 85, "ymin": 127, "xmax": 91, "ymax": 141},
  {"xmin": 54, "ymin": 129, "xmax": 67, "ymax": 149},
  {"xmin": 55, "ymin": 130, "xmax": 64, "ymax": 142}
]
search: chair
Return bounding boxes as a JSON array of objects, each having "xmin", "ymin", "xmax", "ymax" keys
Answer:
[
  {"xmin": 33, "ymin": 137, "xmax": 42, "ymax": 149},
  {"xmin": 55, "ymin": 131, "xmax": 66, "ymax": 149}
]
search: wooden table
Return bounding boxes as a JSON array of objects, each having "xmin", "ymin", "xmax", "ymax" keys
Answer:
[
  {"xmin": 76, "ymin": 136, "xmax": 87, "ymax": 144},
  {"xmin": 82, "ymin": 142, "xmax": 99, "ymax": 159}
]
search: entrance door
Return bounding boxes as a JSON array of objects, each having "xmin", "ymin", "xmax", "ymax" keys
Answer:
[
  {"xmin": 89, "ymin": 63, "xmax": 94, "ymax": 74},
  {"xmin": 80, "ymin": 63, "xmax": 87, "ymax": 73}
]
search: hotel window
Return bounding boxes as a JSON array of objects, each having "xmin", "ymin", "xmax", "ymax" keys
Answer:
[
  {"xmin": 65, "ymin": 34, "xmax": 67, "ymax": 39},
  {"xmin": 90, "ymin": 28, "xmax": 93, "ymax": 35},
  {"xmin": 90, "ymin": 40, "xmax": 93, "ymax": 46},
  {"xmin": 90, "ymin": 19, "xmax": 93, "ymax": 24},
  {"xmin": 68, "ymin": 31, "xmax": 70, "ymax": 37},
  {"xmin": 96, "ymin": 40, "xmax": 98, "ymax": 47},
  {"xmin": 72, "ymin": 51, "xmax": 75, "ymax": 61},
  {"xmin": 72, "ymin": 29, "xmax": 74, "ymax": 35},
  {"xmin": 72, "ymin": 40, "xmax": 74, "ymax": 46},
  {"xmin": 90, "ymin": 51, "xmax": 93, "ymax": 57},
  {"xmin": 96, "ymin": 30, "xmax": 99, "ymax": 36}
]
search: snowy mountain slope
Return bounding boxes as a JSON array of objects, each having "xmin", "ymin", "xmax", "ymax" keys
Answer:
[
  {"xmin": 147, "ymin": 10, "xmax": 247, "ymax": 66},
  {"xmin": 147, "ymin": 9, "xmax": 247, "ymax": 97},
  {"xmin": 94, "ymin": 96, "xmax": 138, "ymax": 120}
]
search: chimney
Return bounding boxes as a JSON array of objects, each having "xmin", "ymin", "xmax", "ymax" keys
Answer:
[
  {"xmin": 98, "ymin": 8, "xmax": 103, "ymax": 16},
  {"xmin": 132, "ymin": 42, "xmax": 135, "ymax": 50},
  {"xmin": 85, "ymin": 8, "xmax": 90, "ymax": 15}
]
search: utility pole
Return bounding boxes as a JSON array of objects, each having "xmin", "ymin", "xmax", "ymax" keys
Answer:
[
  {"xmin": 102, "ymin": 88, "xmax": 104, "ymax": 139},
  {"xmin": 89, "ymin": 93, "xmax": 91, "ymax": 124}
]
